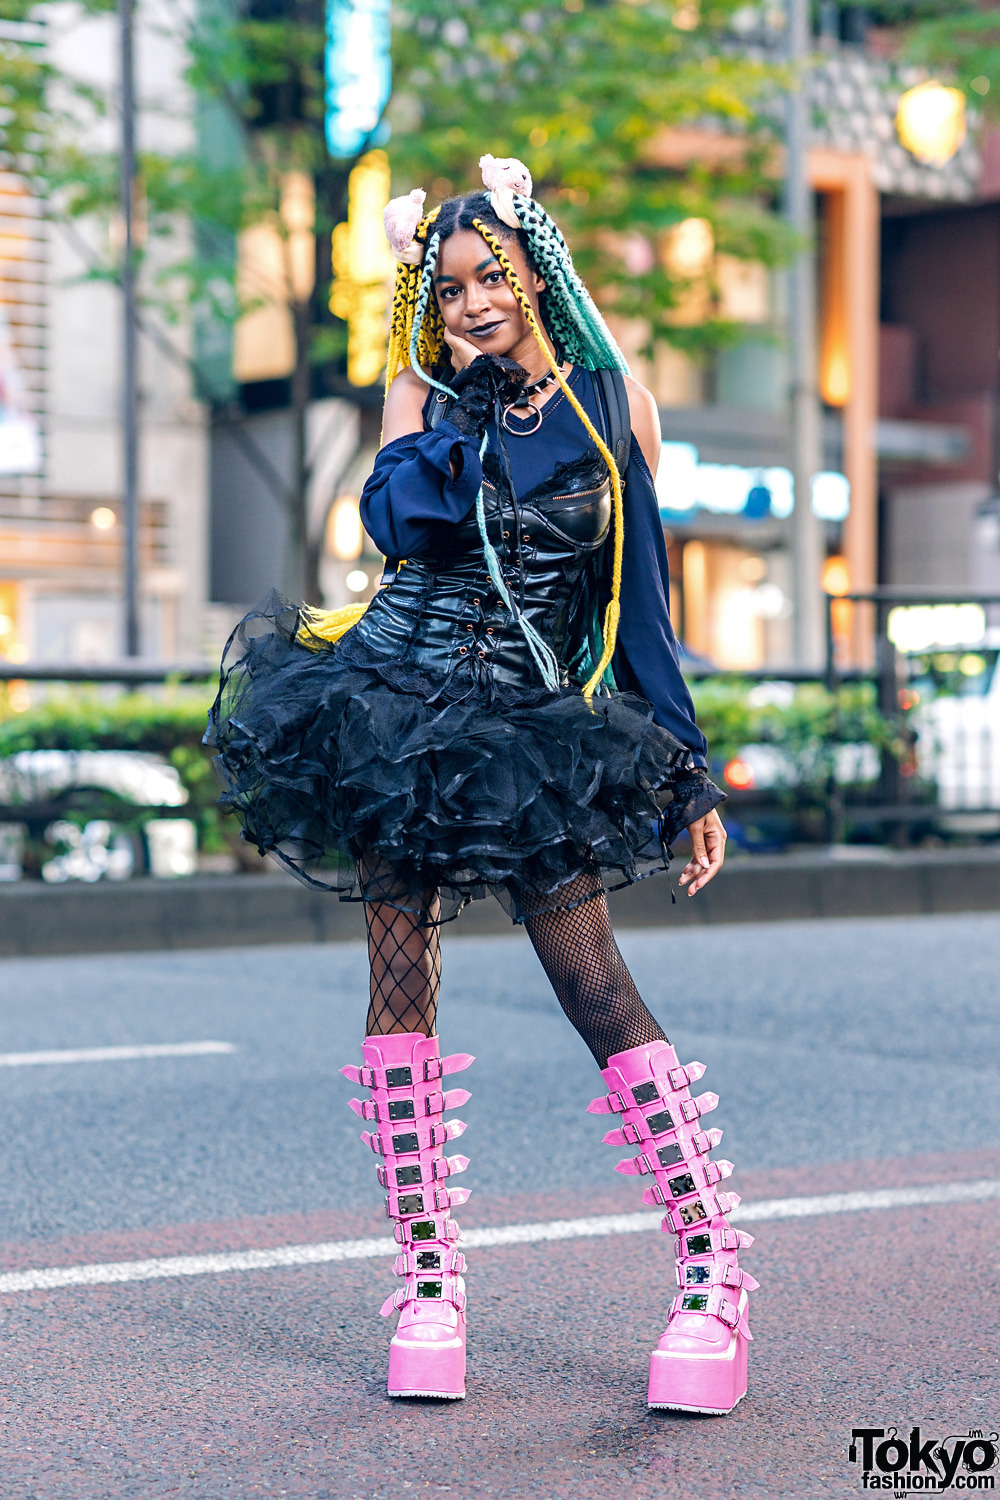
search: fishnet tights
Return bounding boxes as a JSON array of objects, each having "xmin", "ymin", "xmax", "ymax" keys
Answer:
[
  {"xmin": 361, "ymin": 856, "xmax": 441, "ymax": 1037},
  {"xmin": 364, "ymin": 897, "xmax": 441, "ymax": 1037},
  {"xmin": 521, "ymin": 869, "xmax": 668, "ymax": 1069},
  {"xmin": 362, "ymin": 860, "xmax": 666, "ymax": 1068}
]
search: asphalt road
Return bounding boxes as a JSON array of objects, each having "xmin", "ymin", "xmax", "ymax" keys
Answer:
[{"xmin": 1, "ymin": 910, "xmax": 999, "ymax": 1498}]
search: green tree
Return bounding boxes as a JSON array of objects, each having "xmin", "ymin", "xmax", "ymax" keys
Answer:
[
  {"xmin": 389, "ymin": 0, "xmax": 793, "ymax": 359},
  {"xmin": 868, "ymin": 2, "xmax": 1000, "ymax": 119},
  {"xmin": 2, "ymin": 0, "xmax": 791, "ymax": 604}
]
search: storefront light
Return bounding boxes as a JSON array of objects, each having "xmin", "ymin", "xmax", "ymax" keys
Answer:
[
  {"xmin": 811, "ymin": 471, "xmax": 850, "ymax": 522},
  {"xmin": 896, "ymin": 81, "xmax": 966, "ymax": 167},
  {"xmin": 656, "ymin": 443, "xmax": 846, "ymax": 521},
  {"xmin": 822, "ymin": 556, "xmax": 851, "ymax": 596},
  {"xmin": 887, "ymin": 603, "xmax": 985, "ymax": 654},
  {"xmin": 330, "ymin": 151, "xmax": 395, "ymax": 387},
  {"xmin": 752, "ymin": 583, "xmax": 787, "ymax": 620},
  {"xmin": 325, "ymin": 0, "xmax": 390, "ymax": 159},
  {"xmin": 326, "ymin": 493, "xmax": 363, "ymax": 560},
  {"xmin": 662, "ymin": 218, "xmax": 714, "ymax": 278}
]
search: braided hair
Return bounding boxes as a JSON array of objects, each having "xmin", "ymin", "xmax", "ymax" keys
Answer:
[{"xmin": 386, "ymin": 191, "xmax": 629, "ymax": 384}]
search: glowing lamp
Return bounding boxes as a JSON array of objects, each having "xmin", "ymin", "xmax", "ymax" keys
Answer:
[
  {"xmin": 326, "ymin": 494, "xmax": 363, "ymax": 561},
  {"xmin": 822, "ymin": 556, "xmax": 850, "ymax": 597},
  {"xmin": 724, "ymin": 758, "xmax": 755, "ymax": 791},
  {"xmin": 896, "ymin": 82, "xmax": 967, "ymax": 168},
  {"xmin": 330, "ymin": 150, "xmax": 395, "ymax": 386},
  {"xmin": 90, "ymin": 507, "xmax": 116, "ymax": 530},
  {"xmin": 662, "ymin": 218, "xmax": 714, "ymax": 278}
]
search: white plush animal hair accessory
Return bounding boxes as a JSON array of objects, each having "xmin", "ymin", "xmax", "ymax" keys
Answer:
[
  {"xmin": 383, "ymin": 187, "xmax": 426, "ymax": 264},
  {"xmin": 480, "ymin": 154, "xmax": 532, "ymax": 229}
]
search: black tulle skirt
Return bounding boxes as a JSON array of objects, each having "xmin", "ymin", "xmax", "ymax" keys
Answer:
[{"xmin": 205, "ymin": 593, "xmax": 723, "ymax": 923}]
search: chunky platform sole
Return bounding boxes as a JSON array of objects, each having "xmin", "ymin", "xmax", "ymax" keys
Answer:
[
  {"xmin": 388, "ymin": 1388, "xmax": 466, "ymax": 1400},
  {"xmin": 648, "ymin": 1392, "xmax": 747, "ymax": 1415},
  {"xmin": 387, "ymin": 1335, "xmax": 466, "ymax": 1401},
  {"xmin": 647, "ymin": 1325, "xmax": 748, "ymax": 1415}
]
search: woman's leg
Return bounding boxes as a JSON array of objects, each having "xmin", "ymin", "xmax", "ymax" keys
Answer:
[
  {"xmin": 525, "ymin": 870, "xmax": 756, "ymax": 1415},
  {"xmin": 345, "ymin": 861, "xmax": 470, "ymax": 1398},
  {"xmin": 360, "ymin": 857, "xmax": 442, "ymax": 1037},
  {"xmin": 521, "ymin": 868, "xmax": 667, "ymax": 1068},
  {"xmin": 364, "ymin": 899, "xmax": 442, "ymax": 1037}
]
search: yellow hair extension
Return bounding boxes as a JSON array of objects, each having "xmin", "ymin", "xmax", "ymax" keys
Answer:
[
  {"xmin": 299, "ymin": 212, "xmax": 449, "ymax": 650},
  {"xmin": 297, "ymin": 601, "xmax": 369, "ymax": 649},
  {"xmin": 471, "ymin": 219, "xmax": 625, "ymax": 703},
  {"xmin": 384, "ymin": 208, "xmax": 444, "ymax": 391},
  {"xmin": 296, "ymin": 564, "xmax": 409, "ymax": 651}
]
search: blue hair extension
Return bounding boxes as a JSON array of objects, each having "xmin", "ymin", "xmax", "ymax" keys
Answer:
[
  {"xmin": 513, "ymin": 196, "xmax": 630, "ymax": 373},
  {"xmin": 408, "ymin": 232, "xmax": 453, "ymax": 397},
  {"xmin": 472, "ymin": 433, "xmax": 561, "ymax": 692}
]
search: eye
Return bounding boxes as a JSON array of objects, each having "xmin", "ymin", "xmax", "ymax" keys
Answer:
[
  {"xmin": 438, "ymin": 285, "xmax": 459, "ymax": 300},
  {"xmin": 484, "ymin": 270, "xmax": 504, "ymax": 285}
]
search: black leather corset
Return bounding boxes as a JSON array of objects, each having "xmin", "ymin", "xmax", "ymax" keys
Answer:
[{"xmin": 351, "ymin": 452, "xmax": 611, "ymax": 691}]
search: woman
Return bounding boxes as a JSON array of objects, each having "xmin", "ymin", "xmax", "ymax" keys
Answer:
[{"xmin": 207, "ymin": 155, "xmax": 755, "ymax": 1414}]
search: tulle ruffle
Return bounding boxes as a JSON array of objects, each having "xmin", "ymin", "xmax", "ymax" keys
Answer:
[{"xmin": 205, "ymin": 593, "xmax": 724, "ymax": 923}]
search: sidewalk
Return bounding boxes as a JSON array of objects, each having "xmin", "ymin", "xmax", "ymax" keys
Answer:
[{"xmin": 1, "ymin": 845, "xmax": 998, "ymax": 956}]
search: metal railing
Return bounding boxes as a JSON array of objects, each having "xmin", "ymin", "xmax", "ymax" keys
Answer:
[
  {"xmin": 0, "ymin": 661, "xmax": 216, "ymax": 684},
  {"xmin": 3, "ymin": 590, "xmax": 999, "ymax": 850}
]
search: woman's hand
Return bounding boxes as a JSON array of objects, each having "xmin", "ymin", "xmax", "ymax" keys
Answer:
[
  {"xmin": 443, "ymin": 328, "xmax": 483, "ymax": 371},
  {"xmin": 678, "ymin": 809, "xmax": 727, "ymax": 896}
]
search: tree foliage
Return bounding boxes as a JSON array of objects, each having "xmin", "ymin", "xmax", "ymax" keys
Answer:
[
  {"xmin": 868, "ymin": 2, "xmax": 1000, "ymax": 122},
  {"xmin": 389, "ymin": 0, "xmax": 793, "ymax": 354},
  {"xmin": 1, "ymin": 0, "xmax": 794, "ymax": 368}
]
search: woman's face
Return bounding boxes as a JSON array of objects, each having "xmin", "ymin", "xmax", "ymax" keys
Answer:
[{"xmin": 433, "ymin": 228, "xmax": 547, "ymax": 361}]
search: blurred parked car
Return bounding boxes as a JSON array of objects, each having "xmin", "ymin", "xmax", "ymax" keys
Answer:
[
  {"xmin": 909, "ymin": 647, "xmax": 1000, "ymax": 817},
  {"xmin": 0, "ymin": 750, "xmax": 196, "ymax": 880}
]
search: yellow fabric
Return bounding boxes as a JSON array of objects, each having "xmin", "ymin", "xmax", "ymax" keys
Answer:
[
  {"xmin": 296, "ymin": 602, "xmax": 369, "ymax": 649},
  {"xmin": 470, "ymin": 220, "xmax": 625, "ymax": 703}
]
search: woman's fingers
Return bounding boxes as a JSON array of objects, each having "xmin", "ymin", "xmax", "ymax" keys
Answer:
[
  {"xmin": 442, "ymin": 328, "xmax": 480, "ymax": 369},
  {"xmin": 678, "ymin": 818, "xmax": 709, "ymax": 891},
  {"xmin": 678, "ymin": 811, "xmax": 727, "ymax": 895}
]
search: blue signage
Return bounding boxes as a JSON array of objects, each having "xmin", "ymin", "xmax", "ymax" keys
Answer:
[
  {"xmin": 325, "ymin": 0, "xmax": 391, "ymax": 159},
  {"xmin": 655, "ymin": 442, "xmax": 850, "ymax": 522}
]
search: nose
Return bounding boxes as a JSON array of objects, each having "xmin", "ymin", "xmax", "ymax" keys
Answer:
[{"xmin": 464, "ymin": 281, "xmax": 492, "ymax": 320}]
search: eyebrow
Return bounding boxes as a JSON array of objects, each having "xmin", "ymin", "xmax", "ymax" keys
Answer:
[{"xmin": 434, "ymin": 256, "xmax": 500, "ymax": 284}]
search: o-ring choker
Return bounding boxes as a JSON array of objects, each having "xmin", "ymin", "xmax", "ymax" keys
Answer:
[{"xmin": 502, "ymin": 369, "xmax": 559, "ymax": 435}]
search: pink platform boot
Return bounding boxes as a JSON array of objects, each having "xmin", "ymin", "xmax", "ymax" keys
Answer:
[
  {"xmin": 341, "ymin": 1031, "xmax": 474, "ymax": 1399},
  {"xmin": 589, "ymin": 1039, "xmax": 758, "ymax": 1414}
]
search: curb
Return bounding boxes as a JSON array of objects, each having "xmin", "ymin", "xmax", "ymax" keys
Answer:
[{"xmin": 0, "ymin": 847, "xmax": 998, "ymax": 957}]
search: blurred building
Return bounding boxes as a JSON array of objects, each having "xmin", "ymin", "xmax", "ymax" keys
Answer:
[
  {"xmin": 0, "ymin": 0, "xmax": 374, "ymax": 672},
  {"xmin": 626, "ymin": 8, "xmax": 1000, "ymax": 670},
  {"xmin": 0, "ymin": 3, "xmax": 209, "ymax": 669}
]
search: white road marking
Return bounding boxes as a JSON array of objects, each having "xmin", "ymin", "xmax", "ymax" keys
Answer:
[
  {"xmin": 0, "ymin": 1041, "xmax": 237, "ymax": 1068},
  {"xmin": 0, "ymin": 1177, "xmax": 996, "ymax": 1297}
]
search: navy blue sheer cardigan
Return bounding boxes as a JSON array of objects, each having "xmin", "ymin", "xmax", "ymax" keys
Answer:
[{"xmin": 359, "ymin": 416, "xmax": 708, "ymax": 768}]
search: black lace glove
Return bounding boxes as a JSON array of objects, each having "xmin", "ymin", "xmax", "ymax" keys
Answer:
[
  {"xmin": 657, "ymin": 769, "xmax": 726, "ymax": 846},
  {"xmin": 446, "ymin": 355, "xmax": 529, "ymax": 439}
]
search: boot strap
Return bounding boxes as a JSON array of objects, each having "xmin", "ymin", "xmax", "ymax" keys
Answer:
[{"xmin": 380, "ymin": 1272, "xmax": 467, "ymax": 1316}]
